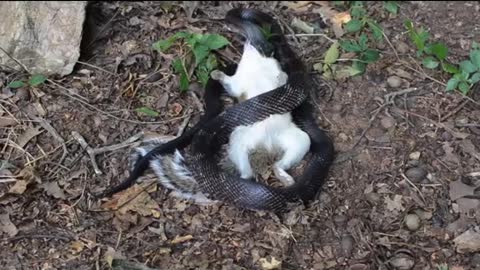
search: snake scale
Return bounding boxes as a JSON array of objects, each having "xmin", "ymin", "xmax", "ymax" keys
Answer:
[{"xmin": 99, "ymin": 8, "xmax": 335, "ymax": 213}]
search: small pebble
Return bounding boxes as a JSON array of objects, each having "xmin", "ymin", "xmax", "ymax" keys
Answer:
[
  {"xmin": 405, "ymin": 167, "xmax": 427, "ymax": 182},
  {"xmin": 405, "ymin": 214, "xmax": 421, "ymax": 231},
  {"xmin": 441, "ymin": 131, "xmax": 453, "ymax": 141},
  {"xmin": 389, "ymin": 255, "xmax": 415, "ymax": 270},
  {"xmin": 409, "ymin": 152, "xmax": 421, "ymax": 160},
  {"xmin": 387, "ymin": 76, "xmax": 402, "ymax": 88},
  {"xmin": 381, "ymin": 116, "xmax": 396, "ymax": 129}
]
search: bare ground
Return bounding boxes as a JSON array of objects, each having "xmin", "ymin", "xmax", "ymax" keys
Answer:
[{"xmin": 1, "ymin": 1, "xmax": 480, "ymax": 270}]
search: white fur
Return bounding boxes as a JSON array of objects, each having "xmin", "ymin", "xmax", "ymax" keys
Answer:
[{"xmin": 212, "ymin": 42, "xmax": 311, "ymax": 186}]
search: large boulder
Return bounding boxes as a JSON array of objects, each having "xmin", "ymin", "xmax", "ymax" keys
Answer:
[{"xmin": 0, "ymin": 1, "xmax": 87, "ymax": 76}]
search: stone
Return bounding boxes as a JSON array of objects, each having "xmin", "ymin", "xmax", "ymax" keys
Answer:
[{"xmin": 0, "ymin": 1, "xmax": 87, "ymax": 76}]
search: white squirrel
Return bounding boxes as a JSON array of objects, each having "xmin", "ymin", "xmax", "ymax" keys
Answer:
[{"xmin": 210, "ymin": 42, "xmax": 311, "ymax": 186}]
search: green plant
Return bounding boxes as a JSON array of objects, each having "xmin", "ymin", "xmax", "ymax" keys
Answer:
[
  {"xmin": 7, "ymin": 74, "xmax": 47, "ymax": 89},
  {"xmin": 321, "ymin": 1, "xmax": 389, "ymax": 79},
  {"xmin": 152, "ymin": 31, "xmax": 230, "ymax": 91},
  {"xmin": 405, "ymin": 20, "xmax": 480, "ymax": 95}
]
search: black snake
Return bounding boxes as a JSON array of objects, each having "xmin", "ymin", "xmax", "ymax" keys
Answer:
[{"xmin": 99, "ymin": 8, "xmax": 335, "ymax": 213}]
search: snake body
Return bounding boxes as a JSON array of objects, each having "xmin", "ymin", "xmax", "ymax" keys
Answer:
[{"xmin": 100, "ymin": 8, "xmax": 335, "ymax": 213}]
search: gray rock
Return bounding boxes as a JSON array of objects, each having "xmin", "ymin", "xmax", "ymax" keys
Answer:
[
  {"xmin": 405, "ymin": 167, "xmax": 427, "ymax": 182},
  {"xmin": 387, "ymin": 76, "xmax": 402, "ymax": 88},
  {"xmin": 0, "ymin": 1, "xmax": 87, "ymax": 76}
]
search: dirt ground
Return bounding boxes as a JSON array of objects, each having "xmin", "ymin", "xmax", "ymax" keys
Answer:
[{"xmin": 1, "ymin": 1, "xmax": 480, "ymax": 270}]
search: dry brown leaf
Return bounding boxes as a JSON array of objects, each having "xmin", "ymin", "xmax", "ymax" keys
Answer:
[
  {"xmin": 69, "ymin": 240, "xmax": 85, "ymax": 254},
  {"xmin": 453, "ymin": 228, "xmax": 480, "ymax": 253},
  {"xmin": 101, "ymin": 179, "xmax": 160, "ymax": 217},
  {"xmin": 17, "ymin": 126, "xmax": 43, "ymax": 148},
  {"xmin": 0, "ymin": 117, "xmax": 18, "ymax": 127},
  {"xmin": 41, "ymin": 181, "xmax": 66, "ymax": 200},
  {"xmin": 385, "ymin": 195, "xmax": 405, "ymax": 212},
  {"xmin": 104, "ymin": 246, "xmax": 125, "ymax": 267},
  {"xmin": 8, "ymin": 180, "xmax": 28, "ymax": 194},
  {"xmin": 449, "ymin": 181, "xmax": 474, "ymax": 201},
  {"xmin": 171, "ymin": 234, "xmax": 193, "ymax": 244},
  {"xmin": 169, "ymin": 103, "xmax": 183, "ymax": 116},
  {"xmin": 259, "ymin": 257, "xmax": 282, "ymax": 270},
  {"xmin": 313, "ymin": 4, "xmax": 351, "ymax": 38},
  {"xmin": 18, "ymin": 166, "xmax": 42, "ymax": 184},
  {"xmin": 442, "ymin": 142, "xmax": 460, "ymax": 165},
  {"xmin": 0, "ymin": 213, "xmax": 18, "ymax": 237},
  {"xmin": 282, "ymin": 1, "xmax": 314, "ymax": 12},
  {"xmin": 331, "ymin": 12, "xmax": 351, "ymax": 38}
]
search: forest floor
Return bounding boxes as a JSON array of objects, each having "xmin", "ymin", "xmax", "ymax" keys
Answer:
[{"xmin": 1, "ymin": 1, "xmax": 480, "ymax": 270}]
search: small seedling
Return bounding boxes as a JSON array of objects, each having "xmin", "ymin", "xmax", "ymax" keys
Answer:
[
  {"xmin": 152, "ymin": 31, "xmax": 230, "ymax": 92},
  {"xmin": 7, "ymin": 74, "xmax": 47, "ymax": 89},
  {"xmin": 321, "ymin": 1, "xmax": 388, "ymax": 80},
  {"xmin": 405, "ymin": 21, "xmax": 479, "ymax": 95}
]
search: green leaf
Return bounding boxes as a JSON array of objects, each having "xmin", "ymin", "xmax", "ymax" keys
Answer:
[
  {"xmin": 7, "ymin": 80, "xmax": 26, "ymax": 88},
  {"xmin": 152, "ymin": 32, "xmax": 192, "ymax": 53},
  {"xmin": 205, "ymin": 54, "xmax": 218, "ymax": 71},
  {"xmin": 350, "ymin": 5, "xmax": 366, "ymax": 18},
  {"xmin": 352, "ymin": 61, "xmax": 367, "ymax": 74},
  {"xmin": 172, "ymin": 58, "xmax": 190, "ymax": 91},
  {"xmin": 470, "ymin": 72, "xmax": 480, "ymax": 84},
  {"xmin": 422, "ymin": 57, "xmax": 439, "ymax": 69},
  {"xmin": 361, "ymin": 49, "xmax": 380, "ymax": 63},
  {"xmin": 458, "ymin": 82, "xmax": 470, "ymax": 95},
  {"xmin": 441, "ymin": 62, "xmax": 459, "ymax": 74},
  {"xmin": 28, "ymin": 74, "xmax": 47, "ymax": 86},
  {"xmin": 135, "ymin": 107, "xmax": 160, "ymax": 117},
  {"xmin": 345, "ymin": 19, "xmax": 362, "ymax": 33},
  {"xmin": 195, "ymin": 67, "xmax": 209, "ymax": 87},
  {"xmin": 446, "ymin": 77, "xmax": 459, "ymax": 91},
  {"xmin": 473, "ymin": 41, "xmax": 480, "ymax": 50},
  {"xmin": 358, "ymin": 34, "xmax": 368, "ymax": 50},
  {"xmin": 367, "ymin": 21, "xmax": 384, "ymax": 41},
  {"xmin": 383, "ymin": 1, "xmax": 399, "ymax": 14},
  {"xmin": 193, "ymin": 44, "xmax": 210, "ymax": 66},
  {"xmin": 470, "ymin": 50, "xmax": 480, "ymax": 68},
  {"xmin": 430, "ymin": 43, "xmax": 448, "ymax": 61},
  {"xmin": 202, "ymin": 34, "xmax": 230, "ymax": 50},
  {"xmin": 339, "ymin": 40, "xmax": 362, "ymax": 52},
  {"xmin": 404, "ymin": 20, "xmax": 429, "ymax": 52},
  {"xmin": 324, "ymin": 42, "xmax": 340, "ymax": 65},
  {"xmin": 459, "ymin": 60, "xmax": 477, "ymax": 74}
]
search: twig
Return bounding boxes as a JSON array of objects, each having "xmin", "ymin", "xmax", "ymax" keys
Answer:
[
  {"xmin": 352, "ymin": 103, "xmax": 387, "ymax": 148},
  {"xmin": 72, "ymin": 131, "xmax": 101, "ymax": 175},
  {"xmin": 0, "ymin": 179, "xmax": 16, "ymax": 183},
  {"xmin": 400, "ymin": 60, "xmax": 480, "ymax": 107},
  {"xmin": 189, "ymin": 91, "xmax": 204, "ymax": 113},
  {"xmin": 33, "ymin": 117, "xmax": 68, "ymax": 169},
  {"xmin": 286, "ymin": 33, "xmax": 336, "ymax": 43},
  {"xmin": 382, "ymin": 31, "xmax": 400, "ymax": 61},
  {"xmin": 176, "ymin": 111, "xmax": 192, "ymax": 137},
  {"xmin": 48, "ymin": 80, "xmax": 194, "ymax": 125},
  {"xmin": 440, "ymin": 100, "xmax": 469, "ymax": 122},
  {"xmin": 75, "ymin": 61, "xmax": 118, "ymax": 77},
  {"xmin": 384, "ymin": 87, "xmax": 419, "ymax": 103},
  {"xmin": 455, "ymin": 123, "xmax": 480, "ymax": 128},
  {"xmin": 91, "ymin": 132, "xmax": 144, "ymax": 155},
  {"xmin": 401, "ymin": 172, "xmax": 426, "ymax": 205},
  {"xmin": 394, "ymin": 108, "xmax": 467, "ymax": 139},
  {"xmin": 0, "ymin": 46, "xmax": 30, "ymax": 73},
  {"xmin": 468, "ymin": 172, "xmax": 480, "ymax": 177},
  {"xmin": 72, "ymin": 131, "xmax": 144, "ymax": 175}
]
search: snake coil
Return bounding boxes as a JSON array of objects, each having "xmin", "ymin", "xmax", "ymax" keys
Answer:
[{"xmin": 100, "ymin": 8, "xmax": 335, "ymax": 213}]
